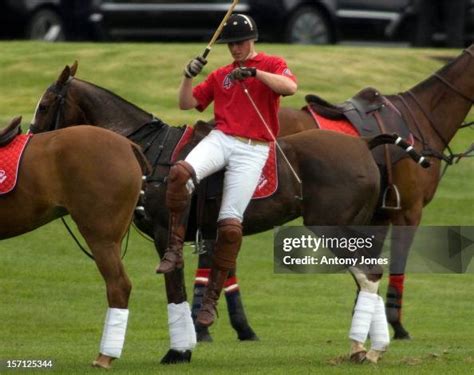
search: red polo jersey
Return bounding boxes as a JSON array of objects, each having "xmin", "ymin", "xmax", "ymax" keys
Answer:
[{"xmin": 192, "ymin": 52, "xmax": 296, "ymax": 141}]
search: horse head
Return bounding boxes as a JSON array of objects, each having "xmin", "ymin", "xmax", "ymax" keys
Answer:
[
  {"xmin": 405, "ymin": 44, "xmax": 474, "ymax": 150},
  {"xmin": 30, "ymin": 61, "xmax": 84, "ymax": 134},
  {"xmin": 30, "ymin": 61, "xmax": 153, "ymax": 137}
]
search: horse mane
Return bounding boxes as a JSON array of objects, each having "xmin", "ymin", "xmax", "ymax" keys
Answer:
[{"xmin": 74, "ymin": 78, "xmax": 154, "ymax": 118}]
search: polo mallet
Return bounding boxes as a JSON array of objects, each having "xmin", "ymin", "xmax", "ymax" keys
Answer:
[
  {"xmin": 202, "ymin": 0, "xmax": 240, "ymax": 59},
  {"xmin": 239, "ymin": 80, "xmax": 302, "ymax": 187}
]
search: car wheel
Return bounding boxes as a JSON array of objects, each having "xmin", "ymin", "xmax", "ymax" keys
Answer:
[
  {"xmin": 285, "ymin": 6, "xmax": 332, "ymax": 45},
  {"xmin": 26, "ymin": 9, "xmax": 65, "ymax": 41}
]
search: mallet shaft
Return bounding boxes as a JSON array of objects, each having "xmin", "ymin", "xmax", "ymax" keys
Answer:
[{"xmin": 202, "ymin": 0, "xmax": 240, "ymax": 59}]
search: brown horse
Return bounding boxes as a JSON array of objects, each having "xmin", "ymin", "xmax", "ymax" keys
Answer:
[
  {"xmin": 277, "ymin": 45, "xmax": 474, "ymax": 339},
  {"xmin": 28, "ymin": 63, "xmax": 429, "ymax": 364},
  {"xmin": 1, "ymin": 118, "xmax": 149, "ymax": 369}
]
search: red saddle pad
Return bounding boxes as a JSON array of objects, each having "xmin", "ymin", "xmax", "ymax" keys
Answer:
[
  {"xmin": 307, "ymin": 105, "xmax": 360, "ymax": 136},
  {"xmin": 252, "ymin": 142, "xmax": 277, "ymax": 199},
  {"xmin": 0, "ymin": 134, "xmax": 32, "ymax": 195}
]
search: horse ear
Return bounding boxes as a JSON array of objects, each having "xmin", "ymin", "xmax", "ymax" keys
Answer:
[
  {"xmin": 9, "ymin": 116, "xmax": 22, "ymax": 127},
  {"xmin": 70, "ymin": 60, "xmax": 78, "ymax": 77},
  {"xmin": 57, "ymin": 65, "xmax": 71, "ymax": 86}
]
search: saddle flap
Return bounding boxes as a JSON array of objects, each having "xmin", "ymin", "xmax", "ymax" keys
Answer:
[{"xmin": 305, "ymin": 94, "xmax": 347, "ymax": 120}]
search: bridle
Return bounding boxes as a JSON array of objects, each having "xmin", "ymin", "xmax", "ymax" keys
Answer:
[
  {"xmin": 29, "ymin": 77, "xmax": 73, "ymax": 134},
  {"xmin": 433, "ymin": 47, "xmax": 474, "ymax": 103},
  {"xmin": 396, "ymin": 48, "xmax": 474, "ymax": 170}
]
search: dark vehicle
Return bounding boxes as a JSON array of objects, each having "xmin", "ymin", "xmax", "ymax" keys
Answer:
[
  {"xmin": 0, "ymin": 0, "xmax": 62, "ymax": 41},
  {"xmin": 91, "ymin": 0, "xmax": 336, "ymax": 43},
  {"xmin": 1, "ymin": 0, "xmax": 473, "ymax": 44},
  {"xmin": 0, "ymin": 0, "xmax": 96, "ymax": 41}
]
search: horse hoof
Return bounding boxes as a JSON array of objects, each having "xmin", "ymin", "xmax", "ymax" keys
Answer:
[
  {"xmin": 393, "ymin": 331, "xmax": 411, "ymax": 340},
  {"xmin": 349, "ymin": 351, "xmax": 367, "ymax": 364},
  {"xmin": 238, "ymin": 328, "xmax": 259, "ymax": 341},
  {"xmin": 391, "ymin": 322, "xmax": 411, "ymax": 340},
  {"xmin": 160, "ymin": 349, "xmax": 192, "ymax": 364}
]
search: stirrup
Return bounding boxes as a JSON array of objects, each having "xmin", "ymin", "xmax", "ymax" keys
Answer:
[
  {"xmin": 381, "ymin": 184, "xmax": 401, "ymax": 210},
  {"xmin": 193, "ymin": 228, "xmax": 207, "ymax": 255}
]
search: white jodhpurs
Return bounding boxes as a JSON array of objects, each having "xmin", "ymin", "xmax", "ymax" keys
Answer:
[{"xmin": 185, "ymin": 129, "xmax": 269, "ymax": 222}]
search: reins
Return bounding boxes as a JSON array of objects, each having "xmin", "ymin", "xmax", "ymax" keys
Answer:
[
  {"xmin": 460, "ymin": 121, "xmax": 474, "ymax": 129},
  {"xmin": 61, "ymin": 217, "xmax": 131, "ymax": 261},
  {"xmin": 434, "ymin": 72, "xmax": 474, "ymax": 103},
  {"xmin": 405, "ymin": 90, "xmax": 456, "ymax": 161},
  {"xmin": 237, "ymin": 79, "xmax": 303, "ymax": 200},
  {"xmin": 395, "ymin": 48, "xmax": 474, "ymax": 178}
]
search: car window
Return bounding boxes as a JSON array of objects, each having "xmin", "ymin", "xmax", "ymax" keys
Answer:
[
  {"xmin": 104, "ymin": 0, "xmax": 226, "ymax": 4},
  {"xmin": 337, "ymin": 0, "xmax": 412, "ymax": 12}
]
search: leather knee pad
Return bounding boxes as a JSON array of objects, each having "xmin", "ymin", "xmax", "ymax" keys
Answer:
[
  {"xmin": 166, "ymin": 161, "xmax": 195, "ymax": 211},
  {"xmin": 213, "ymin": 219, "xmax": 242, "ymax": 270}
]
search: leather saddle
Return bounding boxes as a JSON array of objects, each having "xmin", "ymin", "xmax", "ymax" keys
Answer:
[
  {"xmin": 0, "ymin": 120, "xmax": 22, "ymax": 147},
  {"xmin": 306, "ymin": 87, "xmax": 415, "ymax": 210},
  {"xmin": 306, "ymin": 86, "xmax": 385, "ymax": 120},
  {"xmin": 305, "ymin": 87, "xmax": 412, "ymax": 166}
]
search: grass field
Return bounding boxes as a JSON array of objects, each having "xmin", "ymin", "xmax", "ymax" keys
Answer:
[{"xmin": 0, "ymin": 42, "xmax": 473, "ymax": 374}]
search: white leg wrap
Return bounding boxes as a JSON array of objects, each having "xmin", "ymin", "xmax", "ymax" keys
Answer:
[
  {"xmin": 349, "ymin": 291, "xmax": 377, "ymax": 344},
  {"xmin": 99, "ymin": 308, "xmax": 129, "ymax": 358},
  {"xmin": 369, "ymin": 296, "xmax": 390, "ymax": 351},
  {"xmin": 168, "ymin": 302, "xmax": 197, "ymax": 351}
]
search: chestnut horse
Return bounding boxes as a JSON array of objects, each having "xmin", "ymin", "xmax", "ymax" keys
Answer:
[
  {"xmin": 29, "ymin": 63, "xmax": 429, "ymax": 364},
  {"xmin": 1, "ymin": 118, "xmax": 149, "ymax": 369},
  {"xmin": 277, "ymin": 45, "xmax": 474, "ymax": 339}
]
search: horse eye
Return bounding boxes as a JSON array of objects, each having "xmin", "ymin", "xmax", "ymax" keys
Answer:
[{"xmin": 38, "ymin": 104, "xmax": 48, "ymax": 113}]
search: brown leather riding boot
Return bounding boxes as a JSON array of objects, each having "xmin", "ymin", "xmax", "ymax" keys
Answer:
[
  {"xmin": 196, "ymin": 266, "xmax": 229, "ymax": 327},
  {"xmin": 156, "ymin": 161, "xmax": 195, "ymax": 274},
  {"xmin": 196, "ymin": 218, "xmax": 242, "ymax": 327}
]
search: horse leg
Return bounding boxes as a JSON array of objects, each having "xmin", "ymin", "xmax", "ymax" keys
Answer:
[
  {"xmin": 369, "ymin": 214, "xmax": 411, "ymax": 339},
  {"xmin": 386, "ymin": 203, "xmax": 422, "ymax": 340},
  {"xmin": 192, "ymin": 242, "xmax": 214, "ymax": 342},
  {"xmin": 153, "ymin": 226, "xmax": 196, "ymax": 365},
  {"xmin": 191, "ymin": 240, "xmax": 258, "ymax": 341},
  {"xmin": 349, "ymin": 266, "xmax": 390, "ymax": 364},
  {"xmin": 224, "ymin": 268, "xmax": 259, "ymax": 341},
  {"xmin": 88, "ymin": 241, "xmax": 132, "ymax": 369}
]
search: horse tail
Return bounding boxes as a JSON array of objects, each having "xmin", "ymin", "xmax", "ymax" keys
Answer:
[
  {"xmin": 131, "ymin": 143, "xmax": 152, "ymax": 176},
  {"xmin": 367, "ymin": 133, "xmax": 431, "ymax": 168}
]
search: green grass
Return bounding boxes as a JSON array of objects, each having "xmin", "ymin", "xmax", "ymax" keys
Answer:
[{"xmin": 0, "ymin": 42, "xmax": 473, "ymax": 374}]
